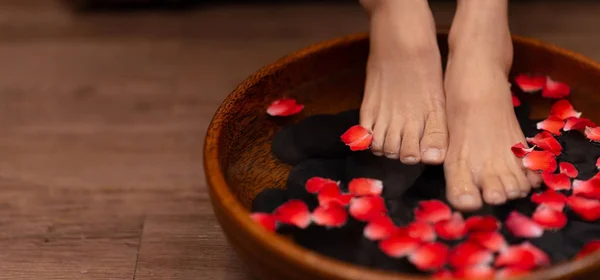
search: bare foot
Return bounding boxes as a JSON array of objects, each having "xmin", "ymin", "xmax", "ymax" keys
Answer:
[
  {"xmin": 359, "ymin": 0, "xmax": 448, "ymax": 165},
  {"xmin": 443, "ymin": 0, "xmax": 542, "ymax": 211}
]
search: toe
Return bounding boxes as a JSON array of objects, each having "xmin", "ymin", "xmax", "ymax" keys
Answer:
[
  {"xmin": 508, "ymin": 159, "xmax": 533, "ymax": 197},
  {"xmin": 527, "ymin": 170, "xmax": 542, "ymax": 188},
  {"xmin": 481, "ymin": 175, "xmax": 507, "ymax": 205},
  {"xmin": 420, "ymin": 110, "xmax": 448, "ymax": 165},
  {"xmin": 498, "ymin": 173, "xmax": 522, "ymax": 200},
  {"xmin": 399, "ymin": 123, "xmax": 422, "ymax": 164},
  {"xmin": 445, "ymin": 160, "xmax": 482, "ymax": 211},
  {"xmin": 383, "ymin": 126, "xmax": 402, "ymax": 159},
  {"xmin": 370, "ymin": 120, "xmax": 387, "ymax": 157}
]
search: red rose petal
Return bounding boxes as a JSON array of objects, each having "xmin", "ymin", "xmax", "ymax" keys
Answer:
[
  {"xmin": 495, "ymin": 245, "xmax": 537, "ymax": 269},
  {"xmin": 505, "ymin": 211, "xmax": 544, "ymax": 238},
  {"xmin": 364, "ymin": 215, "xmax": 397, "ymax": 241},
  {"xmin": 515, "ymin": 74, "xmax": 546, "ymax": 92},
  {"xmin": 521, "ymin": 241, "xmax": 550, "ymax": 266},
  {"xmin": 434, "ymin": 212, "xmax": 467, "ymax": 240},
  {"xmin": 449, "ymin": 241, "xmax": 494, "ymax": 269},
  {"xmin": 311, "ymin": 204, "xmax": 348, "ymax": 228},
  {"xmin": 414, "ymin": 200, "xmax": 452, "ymax": 224},
  {"xmin": 542, "ymin": 76, "xmax": 571, "ymax": 99},
  {"xmin": 348, "ymin": 178, "xmax": 383, "ymax": 196},
  {"xmin": 532, "ymin": 203, "xmax": 568, "ymax": 230},
  {"xmin": 432, "ymin": 270, "xmax": 453, "ymax": 279},
  {"xmin": 542, "ymin": 172, "xmax": 571, "ymax": 191},
  {"xmin": 349, "ymin": 196, "xmax": 387, "ymax": 222},
  {"xmin": 523, "ymin": 150, "xmax": 557, "ymax": 173},
  {"xmin": 341, "ymin": 125, "xmax": 373, "ymax": 151},
  {"xmin": 576, "ymin": 240, "xmax": 600, "ymax": 259},
  {"xmin": 305, "ymin": 177, "xmax": 339, "ymax": 194},
  {"xmin": 531, "ymin": 189, "xmax": 568, "ymax": 211},
  {"xmin": 512, "ymin": 94, "xmax": 521, "ymax": 107},
  {"xmin": 250, "ymin": 212, "xmax": 277, "ymax": 232},
  {"xmin": 266, "ymin": 98, "xmax": 304, "ymax": 116},
  {"xmin": 407, "ymin": 221, "xmax": 437, "ymax": 242},
  {"xmin": 496, "ymin": 267, "xmax": 530, "ymax": 278},
  {"xmin": 567, "ymin": 195, "xmax": 600, "ymax": 221},
  {"xmin": 465, "ymin": 215, "xmax": 501, "ymax": 232},
  {"xmin": 550, "ymin": 99, "xmax": 581, "ymax": 120},
  {"xmin": 597, "ymin": 157, "xmax": 600, "ymax": 170},
  {"xmin": 317, "ymin": 183, "xmax": 352, "ymax": 207},
  {"xmin": 453, "ymin": 265, "xmax": 495, "ymax": 279},
  {"xmin": 559, "ymin": 162, "xmax": 579, "ymax": 178},
  {"xmin": 378, "ymin": 234, "xmax": 421, "ymax": 258},
  {"xmin": 585, "ymin": 126, "xmax": 600, "ymax": 142},
  {"xmin": 526, "ymin": 131, "xmax": 563, "ymax": 157},
  {"xmin": 536, "ymin": 116, "xmax": 565, "ymax": 136},
  {"xmin": 408, "ymin": 242, "xmax": 449, "ymax": 271},
  {"xmin": 564, "ymin": 117, "xmax": 597, "ymax": 131},
  {"xmin": 572, "ymin": 177, "xmax": 600, "ymax": 200},
  {"xmin": 273, "ymin": 200, "xmax": 311, "ymax": 229},
  {"xmin": 468, "ymin": 231, "xmax": 507, "ymax": 252},
  {"xmin": 511, "ymin": 142, "xmax": 535, "ymax": 158}
]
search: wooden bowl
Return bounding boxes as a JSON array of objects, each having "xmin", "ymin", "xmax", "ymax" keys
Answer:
[{"xmin": 204, "ymin": 33, "xmax": 600, "ymax": 280}]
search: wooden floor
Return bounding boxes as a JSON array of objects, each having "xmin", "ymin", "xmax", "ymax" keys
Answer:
[{"xmin": 1, "ymin": 1, "xmax": 600, "ymax": 279}]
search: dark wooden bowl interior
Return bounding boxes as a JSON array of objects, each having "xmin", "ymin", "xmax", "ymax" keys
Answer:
[{"xmin": 204, "ymin": 33, "xmax": 600, "ymax": 280}]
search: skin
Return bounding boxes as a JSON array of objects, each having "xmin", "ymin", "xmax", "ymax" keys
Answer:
[{"xmin": 359, "ymin": 0, "xmax": 543, "ymax": 211}]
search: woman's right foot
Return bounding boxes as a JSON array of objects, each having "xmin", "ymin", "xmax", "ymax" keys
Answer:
[{"xmin": 359, "ymin": 0, "xmax": 448, "ymax": 165}]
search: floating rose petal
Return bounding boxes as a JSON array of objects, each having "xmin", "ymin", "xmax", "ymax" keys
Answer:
[
  {"xmin": 496, "ymin": 267, "xmax": 530, "ymax": 278},
  {"xmin": 559, "ymin": 162, "xmax": 579, "ymax": 178},
  {"xmin": 521, "ymin": 242, "xmax": 550, "ymax": 266},
  {"xmin": 536, "ymin": 116, "xmax": 565, "ymax": 135},
  {"xmin": 465, "ymin": 215, "xmax": 501, "ymax": 232},
  {"xmin": 550, "ymin": 99, "xmax": 581, "ymax": 120},
  {"xmin": 407, "ymin": 221, "xmax": 437, "ymax": 242},
  {"xmin": 414, "ymin": 200, "xmax": 452, "ymax": 224},
  {"xmin": 317, "ymin": 184, "xmax": 352, "ymax": 207},
  {"xmin": 495, "ymin": 245, "xmax": 537, "ymax": 269},
  {"xmin": 532, "ymin": 204, "xmax": 567, "ymax": 230},
  {"xmin": 378, "ymin": 234, "xmax": 421, "ymax": 258},
  {"xmin": 512, "ymin": 94, "xmax": 521, "ymax": 107},
  {"xmin": 453, "ymin": 265, "xmax": 495, "ymax": 279},
  {"xmin": 408, "ymin": 242, "xmax": 449, "ymax": 271},
  {"xmin": 526, "ymin": 131, "xmax": 562, "ymax": 156},
  {"xmin": 434, "ymin": 212, "xmax": 467, "ymax": 240},
  {"xmin": 531, "ymin": 189, "xmax": 567, "ymax": 211},
  {"xmin": 576, "ymin": 240, "xmax": 600, "ymax": 259},
  {"xmin": 349, "ymin": 196, "xmax": 387, "ymax": 222},
  {"xmin": 511, "ymin": 142, "xmax": 535, "ymax": 158},
  {"xmin": 273, "ymin": 200, "xmax": 311, "ymax": 229},
  {"xmin": 266, "ymin": 98, "xmax": 304, "ymax": 116},
  {"xmin": 523, "ymin": 150, "xmax": 557, "ymax": 173},
  {"xmin": 432, "ymin": 270, "xmax": 453, "ymax": 279},
  {"xmin": 341, "ymin": 125, "xmax": 373, "ymax": 151},
  {"xmin": 542, "ymin": 173, "xmax": 571, "ymax": 191},
  {"xmin": 449, "ymin": 241, "xmax": 494, "ymax": 269},
  {"xmin": 348, "ymin": 178, "xmax": 383, "ymax": 196},
  {"xmin": 515, "ymin": 74, "xmax": 546, "ymax": 92},
  {"xmin": 585, "ymin": 126, "xmax": 600, "ymax": 142},
  {"xmin": 567, "ymin": 195, "xmax": 600, "ymax": 221},
  {"xmin": 505, "ymin": 211, "xmax": 544, "ymax": 238},
  {"xmin": 572, "ymin": 177, "xmax": 600, "ymax": 200},
  {"xmin": 542, "ymin": 77, "xmax": 571, "ymax": 99},
  {"xmin": 564, "ymin": 117, "xmax": 597, "ymax": 131},
  {"xmin": 250, "ymin": 212, "xmax": 277, "ymax": 232},
  {"xmin": 305, "ymin": 177, "xmax": 339, "ymax": 194},
  {"xmin": 364, "ymin": 215, "xmax": 397, "ymax": 241},
  {"xmin": 312, "ymin": 204, "xmax": 348, "ymax": 228},
  {"xmin": 468, "ymin": 231, "xmax": 507, "ymax": 252}
]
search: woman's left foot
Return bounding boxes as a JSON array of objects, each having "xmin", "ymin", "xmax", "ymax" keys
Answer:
[{"xmin": 443, "ymin": 0, "xmax": 542, "ymax": 211}]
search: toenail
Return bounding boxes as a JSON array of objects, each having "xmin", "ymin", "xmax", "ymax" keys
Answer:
[
  {"xmin": 402, "ymin": 156, "xmax": 418, "ymax": 163},
  {"xmin": 489, "ymin": 191, "xmax": 504, "ymax": 203},
  {"xmin": 372, "ymin": 152, "xmax": 383, "ymax": 156},
  {"xmin": 423, "ymin": 148, "xmax": 441, "ymax": 161},
  {"xmin": 508, "ymin": 191, "xmax": 520, "ymax": 198},
  {"xmin": 521, "ymin": 191, "xmax": 528, "ymax": 198},
  {"xmin": 385, "ymin": 152, "xmax": 399, "ymax": 159},
  {"xmin": 458, "ymin": 194, "xmax": 476, "ymax": 207}
]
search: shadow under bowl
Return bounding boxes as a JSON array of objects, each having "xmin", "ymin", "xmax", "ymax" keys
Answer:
[{"xmin": 204, "ymin": 33, "xmax": 600, "ymax": 280}]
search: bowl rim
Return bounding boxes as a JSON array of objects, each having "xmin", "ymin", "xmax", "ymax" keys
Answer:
[{"xmin": 204, "ymin": 32, "xmax": 600, "ymax": 280}]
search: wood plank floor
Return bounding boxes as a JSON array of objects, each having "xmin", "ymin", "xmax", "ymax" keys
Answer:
[{"xmin": 1, "ymin": 1, "xmax": 599, "ymax": 279}]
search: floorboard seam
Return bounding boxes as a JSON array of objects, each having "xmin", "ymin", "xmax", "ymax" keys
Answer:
[{"xmin": 132, "ymin": 216, "xmax": 147, "ymax": 280}]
